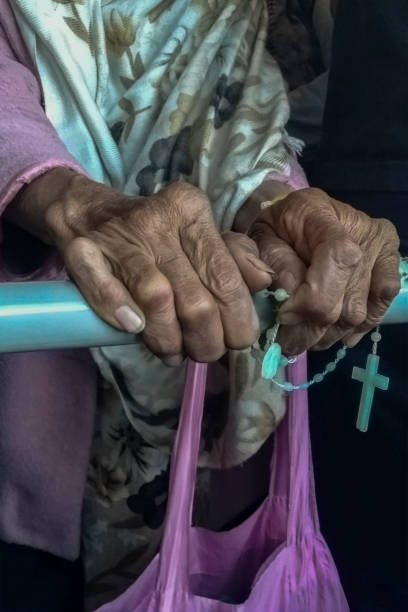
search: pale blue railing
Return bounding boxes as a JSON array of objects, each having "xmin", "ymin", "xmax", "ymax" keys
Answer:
[{"xmin": 0, "ymin": 280, "xmax": 407, "ymax": 353}]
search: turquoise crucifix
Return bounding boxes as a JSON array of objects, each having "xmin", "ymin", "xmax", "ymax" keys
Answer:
[{"xmin": 352, "ymin": 354, "xmax": 389, "ymax": 432}]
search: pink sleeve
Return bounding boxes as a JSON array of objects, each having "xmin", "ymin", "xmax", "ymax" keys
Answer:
[
  {"xmin": 266, "ymin": 157, "xmax": 309, "ymax": 191},
  {"xmin": 0, "ymin": 9, "xmax": 84, "ymax": 280}
]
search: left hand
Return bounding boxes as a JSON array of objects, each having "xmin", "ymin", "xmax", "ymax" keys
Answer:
[{"xmin": 246, "ymin": 187, "xmax": 400, "ymax": 355}]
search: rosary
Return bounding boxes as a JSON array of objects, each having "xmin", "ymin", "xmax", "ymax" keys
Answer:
[{"xmin": 258, "ymin": 258, "xmax": 408, "ymax": 433}]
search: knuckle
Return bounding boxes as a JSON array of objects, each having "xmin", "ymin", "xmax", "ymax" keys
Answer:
[
  {"xmin": 372, "ymin": 279, "xmax": 401, "ymax": 306},
  {"xmin": 140, "ymin": 283, "xmax": 174, "ymax": 314},
  {"xmin": 329, "ymin": 237, "xmax": 362, "ymax": 269},
  {"xmin": 179, "ymin": 296, "xmax": 216, "ymax": 327}
]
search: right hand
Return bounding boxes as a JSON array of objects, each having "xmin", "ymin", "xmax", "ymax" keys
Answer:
[{"xmin": 12, "ymin": 169, "xmax": 274, "ymax": 363}]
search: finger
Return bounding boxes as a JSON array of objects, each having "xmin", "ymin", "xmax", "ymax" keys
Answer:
[
  {"xmin": 64, "ymin": 237, "xmax": 145, "ymax": 333},
  {"xmin": 343, "ymin": 331, "xmax": 366, "ymax": 348},
  {"xmin": 314, "ymin": 240, "xmax": 400, "ymax": 350},
  {"xmin": 313, "ymin": 259, "xmax": 371, "ymax": 350},
  {"xmin": 249, "ymin": 219, "xmax": 306, "ymax": 296},
  {"xmin": 342, "ymin": 253, "xmax": 400, "ymax": 347},
  {"xmin": 181, "ymin": 223, "xmax": 260, "ymax": 350},
  {"xmin": 350, "ymin": 248, "xmax": 400, "ymax": 334},
  {"xmin": 110, "ymin": 244, "xmax": 184, "ymax": 359},
  {"xmin": 222, "ymin": 231, "xmax": 276, "ymax": 293},
  {"xmin": 157, "ymin": 239, "xmax": 226, "ymax": 362},
  {"xmin": 279, "ymin": 232, "xmax": 362, "ymax": 332},
  {"xmin": 364, "ymin": 249, "xmax": 400, "ymax": 326},
  {"xmin": 313, "ymin": 321, "xmax": 357, "ymax": 351},
  {"xmin": 278, "ymin": 321, "xmax": 329, "ymax": 356}
]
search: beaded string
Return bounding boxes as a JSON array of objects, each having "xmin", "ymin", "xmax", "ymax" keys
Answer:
[
  {"xmin": 259, "ymin": 288, "xmax": 348, "ymax": 392},
  {"xmin": 262, "ymin": 258, "xmax": 408, "ymax": 429},
  {"xmin": 259, "ymin": 254, "xmax": 407, "ymax": 393}
]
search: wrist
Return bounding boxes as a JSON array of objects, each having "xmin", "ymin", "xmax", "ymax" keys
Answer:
[
  {"xmin": 5, "ymin": 167, "xmax": 82, "ymax": 245},
  {"xmin": 233, "ymin": 180, "xmax": 293, "ymax": 234}
]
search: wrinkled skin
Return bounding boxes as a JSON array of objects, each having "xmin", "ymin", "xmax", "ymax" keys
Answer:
[
  {"xmin": 42, "ymin": 174, "xmax": 273, "ymax": 363},
  {"xmin": 10, "ymin": 170, "xmax": 401, "ymax": 362},
  {"xmin": 248, "ymin": 188, "xmax": 400, "ymax": 355}
]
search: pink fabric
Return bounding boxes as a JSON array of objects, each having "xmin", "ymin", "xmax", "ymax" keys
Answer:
[
  {"xmin": 0, "ymin": 350, "xmax": 97, "ymax": 558},
  {"xmin": 0, "ymin": 0, "xmax": 96, "ymax": 560},
  {"xmin": 266, "ymin": 161, "xmax": 309, "ymax": 190},
  {"xmin": 0, "ymin": 0, "xmax": 84, "ymax": 214},
  {"xmin": 97, "ymin": 358, "xmax": 349, "ymax": 612},
  {"xmin": 0, "ymin": 0, "xmax": 84, "ymax": 280}
]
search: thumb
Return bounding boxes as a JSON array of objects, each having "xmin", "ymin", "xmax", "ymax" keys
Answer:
[
  {"xmin": 64, "ymin": 237, "xmax": 146, "ymax": 333},
  {"xmin": 248, "ymin": 220, "xmax": 307, "ymax": 297},
  {"xmin": 222, "ymin": 231, "xmax": 276, "ymax": 293}
]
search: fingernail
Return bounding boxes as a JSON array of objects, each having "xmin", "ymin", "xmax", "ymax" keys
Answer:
[
  {"xmin": 115, "ymin": 306, "xmax": 144, "ymax": 334},
  {"xmin": 246, "ymin": 255, "xmax": 276, "ymax": 277},
  {"xmin": 278, "ymin": 311, "xmax": 303, "ymax": 325},
  {"xmin": 162, "ymin": 354, "xmax": 185, "ymax": 367}
]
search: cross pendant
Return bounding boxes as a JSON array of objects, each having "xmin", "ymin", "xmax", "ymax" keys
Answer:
[{"xmin": 352, "ymin": 353, "xmax": 389, "ymax": 432}]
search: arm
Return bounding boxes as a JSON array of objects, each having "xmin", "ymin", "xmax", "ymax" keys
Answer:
[{"xmin": 0, "ymin": 15, "xmax": 84, "ymax": 278}]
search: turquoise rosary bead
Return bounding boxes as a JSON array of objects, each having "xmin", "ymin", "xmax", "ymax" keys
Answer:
[
  {"xmin": 261, "ymin": 342, "xmax": 282, "ymax": 379},
  {"xmin": 262, "ymin": 257, "xmax": 406, "ymax": 397},
  {"xmin": 273, "ymin": 288, "xmax": 290, "ymax": 302},
  {"xmin": 337, "ymin": 347, "xmax": 347, "ymax": 359},
  {"xmin": 263, "ymin": 343, "xmax": 349, "ymax": 392},
  {"xmin": 260, "ymin": 285, "xmax": 350, "ymax": 392}
]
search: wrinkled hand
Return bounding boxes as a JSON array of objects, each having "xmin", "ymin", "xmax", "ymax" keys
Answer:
[
  {"xmin": 41, "ymin": 173, "xmax": 273, "ymax": 363},
  {"xmin": 248, "ymin": 188, "xmax": 400, "ymax": 355}
]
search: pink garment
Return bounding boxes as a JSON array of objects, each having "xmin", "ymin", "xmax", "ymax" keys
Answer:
[
  {"xmin": 96, "ymin": 359, "xmax": 348, "ymax": 612},
  {"xmin": 0, "ymin": 0, "xmax": 83, "ymax": 220},
  {"xmin": 0, "ymin": 0, "xmax": 96, "ymax": 561},
  {"xmin": 0, "ymin": 0, "xmax": 308, "ymax": 561}
]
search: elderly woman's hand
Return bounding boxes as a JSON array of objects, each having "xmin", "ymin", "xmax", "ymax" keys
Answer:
[
  {"xmin": 10, "ymin": 169, "xmax": 274, "ymax": 363},
  {"xmin": 246, "ymin": 188, "xmax": 400, "ymax": 355}
]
